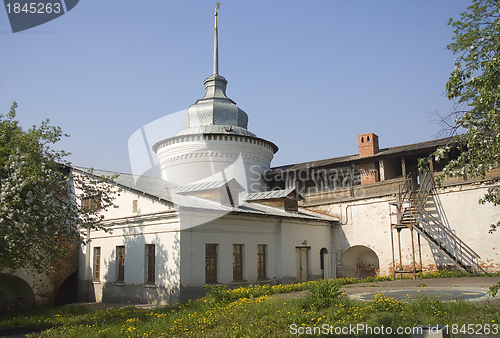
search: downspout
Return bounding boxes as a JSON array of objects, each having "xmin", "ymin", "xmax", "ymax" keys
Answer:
[
  {"xmin": 277, "ymin": 218, "xmax": 283, "ymax": 282},
  {"xmin": 84, "ymin": 227, "xmax": 91, "ymax": 302}
]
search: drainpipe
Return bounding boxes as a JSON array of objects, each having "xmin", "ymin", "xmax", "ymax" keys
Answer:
[
  {"xmin": 84, "ymin": 227, "xmax": 91, "ymax": 302},
  {"xmin": 277, "ymin": 219, "xmax": 283, "ymax": 282}
]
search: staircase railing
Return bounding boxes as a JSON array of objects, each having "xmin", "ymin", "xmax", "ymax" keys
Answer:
[
  {"xmin": 411, "ymin": 203, "xmax": 483, "ymax": 272},
  {"xmin": 391, "ymin": 171, "xmax": 485, "ymax": 273},
  {"xmin": 414, "ymin": 171, "xmax": 434, "ymax": 208}
]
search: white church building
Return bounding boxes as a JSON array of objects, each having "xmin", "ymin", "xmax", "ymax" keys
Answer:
[
  {"xmin": 2, "ymin": 7, "xmax": 499, "ymax": 313},
  {"xmin": 76, "ymin": 8, "xmax": 337, "ymax": 305},
  {"xmin": 75, "ymin": 8, "xmax": 500, "ymax": 305}
]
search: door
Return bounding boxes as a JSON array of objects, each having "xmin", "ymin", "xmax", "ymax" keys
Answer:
[{"xmin": 295, "ymin": 247, "xmax": 309, "ymax": 282}]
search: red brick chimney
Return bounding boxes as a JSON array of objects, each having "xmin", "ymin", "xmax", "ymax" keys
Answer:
[
  {"xmin": 358, "ymin": 133, "xmax": 379, "ymax": 157},
  {"xmin": 358, "ymin": 133, "xmax": 379, "ymax": 185}
]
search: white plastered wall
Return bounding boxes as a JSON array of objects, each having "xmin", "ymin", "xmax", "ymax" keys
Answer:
[
  {"xmin": 78, "ymin": 185, "xmax": 181, "ymax": 305},
  {"xmin": 178, "ymin": 210, "xmax": 333, "ymax": 291},
  {"xmin": 309, "ymin": 181, "xmax": 500, "ymax": 276}
]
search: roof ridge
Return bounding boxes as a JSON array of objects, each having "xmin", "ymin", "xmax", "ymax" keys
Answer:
[{"xmin": 270, "ymin": 136, "xmax": 455, "ymax": 171}]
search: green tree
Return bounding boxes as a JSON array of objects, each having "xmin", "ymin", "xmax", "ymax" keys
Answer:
[
  {"xmin": 429, "ymin": 0, "xmax": 500, "ymax": 229},
  {"xmin": 427, "ymin": 0, "xmax": 500, "ymax": 296},
  {"xmin": 0, "ymin": 102, "xmax": 119, "ymax": 273}
]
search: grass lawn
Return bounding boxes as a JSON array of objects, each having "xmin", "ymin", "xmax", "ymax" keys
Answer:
[{"xmin": 0, "ymin": 272, "xmax": 499, "ymax": 338}]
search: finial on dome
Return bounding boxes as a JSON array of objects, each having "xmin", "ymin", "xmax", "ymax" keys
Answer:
[
  {"xmin": 215, "ymin": 3, "xmax": 220, "ymax": 27},
  {"xmin": 213, "ymin": 3, "xmax": 220, "ymax": 76}
]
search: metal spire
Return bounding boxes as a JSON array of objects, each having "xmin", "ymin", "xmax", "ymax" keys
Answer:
[{"xmin": 213, "ymin": 3, "xmax": 220, "ymax": 76}]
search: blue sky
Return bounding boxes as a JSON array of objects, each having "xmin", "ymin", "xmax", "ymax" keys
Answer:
[{"xmin": 0, "ymin": 0, "xmax": 471, "ymax": 174}]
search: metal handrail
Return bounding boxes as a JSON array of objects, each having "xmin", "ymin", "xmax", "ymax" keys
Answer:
[
  {"xmin": 413, "ymin": 204, "xmax": 480, "ymax": 261},
  {"xmin": 391, "ymin": 170, "xmax": 485, "ymax": 273},
  {"xmin": 406, "ymin": 216, "xmax": 470, "ymax": 272}
]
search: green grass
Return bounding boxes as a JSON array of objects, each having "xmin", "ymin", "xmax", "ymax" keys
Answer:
[
  {"xmin": 0, "ymin": 273, "xmax": 499, "ymax": 338},
  {"xmin": 415, "ymin": 270, "xmax": 500, "ymax": 279}
]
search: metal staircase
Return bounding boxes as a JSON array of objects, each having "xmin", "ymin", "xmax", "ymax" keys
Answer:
[{"xmin": 389, "ymin": 171, "xmax": 485, "ymax": 276}]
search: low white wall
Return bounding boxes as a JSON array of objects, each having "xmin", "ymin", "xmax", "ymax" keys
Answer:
[{"xmin": 308, "ymin": 181, "xmax": 500, "ymax": 276}]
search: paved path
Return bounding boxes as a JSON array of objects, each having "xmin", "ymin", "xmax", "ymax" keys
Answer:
[{"xmin": 341, "ymin": 276, "xmax": 500, "ymax": 305}]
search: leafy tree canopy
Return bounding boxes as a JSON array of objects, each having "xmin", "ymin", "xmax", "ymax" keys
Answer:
[
  {"xmin": 0, "ymin": 102, "xmax": 119, "ymax": 273},
  {"xmin": 426, "ymin": 0, "xmax": 500, "ymax": 232}
]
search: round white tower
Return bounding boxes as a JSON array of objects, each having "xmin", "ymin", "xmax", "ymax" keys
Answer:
[{"xmin": 152, "ymin": 6, "xmax": 278, "ymax": 192}]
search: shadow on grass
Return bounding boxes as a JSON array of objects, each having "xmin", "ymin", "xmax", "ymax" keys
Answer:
[{"xmin": 0, "ymin": 299, "xmax": 202, "ymax": 333}]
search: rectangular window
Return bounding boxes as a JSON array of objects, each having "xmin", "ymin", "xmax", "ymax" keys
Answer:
[
  {"xmin": 116, "ymin": 245, "xmax": 125, "ymax": 282},
  {"xmin": 132, "ymin": 199, "xmax": 138, "ymax": 213},
  {"xmin": 145, "ymin": 244, "xmax": 155, "ymax": 284},
  {"xmin": 82, "ymin": 197, "xmax": 99, "ymax": 211},
  {"xmin": 257, "ymin": 244, "xmax": 267, "ymax": 280},
  {"xmin": 233, "ymin": 244, "xmax": 244, "ymax": 281},
  {"xmin": 205, "ymin": 244, "xmax": 218, "ymax": 284},
  {"xmin": 93, "ymin": 247, "xmax": 101, "ymax": 282}
]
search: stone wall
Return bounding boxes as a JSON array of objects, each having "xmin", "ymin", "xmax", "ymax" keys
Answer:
[
  {"xmin": 305, "ymin": 177, "xmax": 500, "ymax": 277},
  {"xmin": 0, "ymin": 237, "xmax": 79, "ymax": 312}
]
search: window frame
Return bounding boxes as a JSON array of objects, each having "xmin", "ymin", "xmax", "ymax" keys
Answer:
[
  {"xmin": 233, "ymin": 244, "xmax": 244, "ymax": 282},
  {"xmin": 116, "ymin": 245, "xmax": 125, "ymax": 283},
  {"xmin": 205, "ymin": 244, "xmax": 218, "ymax": 284},
  {"xmin": 145, "ymin": 244, "xmax": 155, "ymax": 284},
  {"xmin": 82, "ymin": 196, "xmax": 99, "ymax": 212},
  {"xmin": 93, "ymin": 247, "xmax": 101, "ymax": 282}
]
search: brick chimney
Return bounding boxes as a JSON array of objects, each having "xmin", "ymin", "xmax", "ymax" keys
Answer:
[
  {"xmin": 358, "ymin": 133, "xmax": 379, "ymax": 157},
  {"xmin": 358, "ymin": 133, "xmax": 379, "ymax": 185}
]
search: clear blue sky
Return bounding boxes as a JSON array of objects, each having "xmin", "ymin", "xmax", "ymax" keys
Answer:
[{"xmin": 0, "ymin": 0, "xmax": 471, "ymax": 174}]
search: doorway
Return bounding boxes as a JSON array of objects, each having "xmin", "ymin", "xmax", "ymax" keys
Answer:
[{"xmin": 295, "ymin": 247, "xmax": 310, "ymax": 282}]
